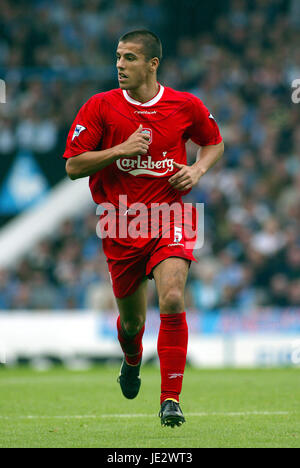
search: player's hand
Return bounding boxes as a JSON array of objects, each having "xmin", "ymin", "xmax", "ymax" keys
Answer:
[
  {"xmin": 118, "ymin": 125, "xmax": 150, "ymax": 158},
  {"xmin": 168, "ymin": 162, "xmax": 202, "ymax": 191}
]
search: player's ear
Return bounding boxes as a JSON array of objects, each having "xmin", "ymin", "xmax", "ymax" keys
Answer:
[{"xmin": 149, "ymin": 57, "xmax": 159, "ymax": 73}]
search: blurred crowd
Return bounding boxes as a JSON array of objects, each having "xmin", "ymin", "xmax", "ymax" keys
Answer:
[{"xmin": 0, "ymin": 0, "xmax": 299, "ymax": 312}]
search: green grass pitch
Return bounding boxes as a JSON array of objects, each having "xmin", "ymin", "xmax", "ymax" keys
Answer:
[{"xmin": 0, "ymin": 365, "xmax": 299, "ymax": 448}]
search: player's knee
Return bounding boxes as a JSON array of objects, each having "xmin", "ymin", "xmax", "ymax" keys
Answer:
[
  {"xmin": 122, "ymin": 318, "xmax": 144, "ymax": 336},
  {"xmin": 159, "ymin": 289, "xmax": 184, "ymax": 314}
]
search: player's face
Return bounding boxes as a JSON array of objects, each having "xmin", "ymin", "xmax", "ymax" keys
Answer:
[{"xmin": 116, "ymin": 42, "xmax": 152, "ymax": 90}]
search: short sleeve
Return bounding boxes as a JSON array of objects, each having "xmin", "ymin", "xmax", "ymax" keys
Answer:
[
  {"xmin": 187, "ymin": 95, "xmax": 223, "ymax": 146},
  {"xmin": 63, "ymin": 95, "xmax": 103, "ymax": 159}
]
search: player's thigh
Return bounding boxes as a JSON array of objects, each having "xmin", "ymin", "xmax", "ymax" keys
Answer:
[
  {"xmin": 152, "ymin": 257, "xmax": 189, "ymax": 313},
  {"xmin": 116, "ymin": 277, "xmax": 148, "ymax": 332}
]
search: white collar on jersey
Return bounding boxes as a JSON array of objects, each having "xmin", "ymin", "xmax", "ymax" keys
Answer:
[{"xmin": 122, "ymin": 84, "xmax": 164, "ymax": 107}]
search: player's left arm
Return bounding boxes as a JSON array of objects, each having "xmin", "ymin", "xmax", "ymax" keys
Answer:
[
  {"xmin": 168, "ymin": 141, "xmax": 224, "ymax": 191},
  {"xmin": 169, "ymin": 95, "xmax": 224, "ymax": 191}
]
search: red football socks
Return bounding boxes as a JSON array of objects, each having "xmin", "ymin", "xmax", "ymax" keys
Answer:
[
  {"xmin": 117, "ymin": 316, "xmax": 144, "ymax": 366},
  {"xmin": 157, "ymin": 312, "xmax": 188, "ymax": 404}
]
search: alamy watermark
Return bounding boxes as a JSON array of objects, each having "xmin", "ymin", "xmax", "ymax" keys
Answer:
[
  {"xmin": 291, "ymin": 79, "xmax": 300, "ymax": 104},
  {"xmin": 96, "ymin": 195, "xmax": 204, "ymax": 252},
  {"xmin": 0, "ymin": 79, "xmax": 6, "ymax": 103},
  {"xmin": 291, "ymin": 340, "xmax": 300, "ymax": 365},
  {"xmin": 0, "ymin": 340, "xmax": 6, "ymax": 364}
]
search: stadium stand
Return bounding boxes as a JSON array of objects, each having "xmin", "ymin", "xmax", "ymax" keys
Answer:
[{"xmin": 0, "ymin": 0, "xmax": 299, "ymax": 311}]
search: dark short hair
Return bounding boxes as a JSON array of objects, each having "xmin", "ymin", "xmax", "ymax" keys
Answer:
[{"xmin": 118, "ymin": 29, "xmax": 162, "ymax": 62}]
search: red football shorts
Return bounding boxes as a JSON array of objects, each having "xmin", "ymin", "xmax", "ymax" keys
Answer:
[{"xmin": 99, "ymin": 203, "xmax": 198, "ymax": 299}]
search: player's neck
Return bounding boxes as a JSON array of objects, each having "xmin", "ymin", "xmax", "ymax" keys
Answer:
[{"xmin": 126, "ymin": 81, "xmax": 160, "ymax": 104}]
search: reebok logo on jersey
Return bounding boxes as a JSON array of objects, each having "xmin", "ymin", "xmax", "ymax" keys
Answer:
[
  {"xmin": 168, "ymin": 373, "xmax": 184, "ymax": 379},
  {"xmin": 116, "ymin": 155, "xmax": 174, "ymax": 177},
  {"xmin": 134, "ymin": 110, "xmax": 157, "ymax": 114},
  {"xmin": 72, "ymin": 124, "xmax": 86, "ymax": 141}
]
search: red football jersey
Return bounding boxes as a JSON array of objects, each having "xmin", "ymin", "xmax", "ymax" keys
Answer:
[{"xmin": 63, "ymin": 84, "xmax": 222, "ymax": 208}]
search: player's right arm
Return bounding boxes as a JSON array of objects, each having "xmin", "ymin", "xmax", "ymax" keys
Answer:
[
  {"xmin": 63, "ymin": 95, "xmax": 149, "ymax": 180},
  {"xmin": 66, "ymin": 125, "xmax": 149, "ymax": 180}
]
